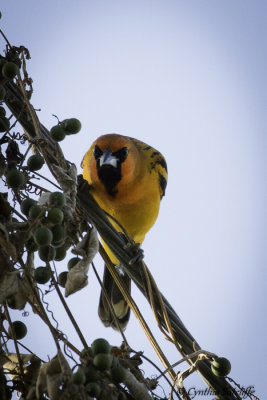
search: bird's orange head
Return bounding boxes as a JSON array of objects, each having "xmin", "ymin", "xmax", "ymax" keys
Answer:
[{"xmin": 82, "ymin": 134, "xmax": 144, "ymax": 196}]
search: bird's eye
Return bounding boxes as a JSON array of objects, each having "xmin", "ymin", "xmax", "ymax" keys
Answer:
[
  {"xmin": 114, "ymin": 147, "xmax": 129, "ymax": 162},
  {"xmin": 93, "ymin": 145, "xmax": 103, "ymax": 160}
]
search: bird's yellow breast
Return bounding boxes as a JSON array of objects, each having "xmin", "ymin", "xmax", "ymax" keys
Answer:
[{"xmin": 82, "ymin": 134, "xmax": 167, "ymax": 264}]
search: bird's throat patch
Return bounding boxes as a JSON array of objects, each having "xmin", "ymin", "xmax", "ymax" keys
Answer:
[{"xmin": 97, "ymin": 164, "xmax": 122, "ymax": 196}]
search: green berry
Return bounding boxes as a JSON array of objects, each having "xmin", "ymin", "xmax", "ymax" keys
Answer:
[
  {"xmin": 2, "ymin": 61, "xmax": 19, "ymax": 80},
  {"xmin": 20, "ymin": 198, "xmax": 36, "ymax": 216},
  {"xmin": 85, "ymin": 382, "xmax": 101, "ymax": 397},
  {"xmin": 38, "ymin": 245, "xmax": 56, "ymax": 262},
  {"xmin": 49, "ymin": 191, "xmax": 66, "ymax": 207},
  {"xmin": 34, "ymin": 266, "xmax": 51, "ymax": 284},
  {"xmin": 0, "ymin": 84, "xmax": 6, "ymax": 100},
  {"xmin": 5, "ymin": 169, "xmax": 25, "ymax": 189},
  {"xmin": 84, "ymin": 365, "xmax": 99, "ymax": 382},
  {"xmin": 52, "ymin": 239, "xmax": 65, "ymax": 248},
  {"xmin": 93, "ymin": 353, "xmax": 112, "ymax": 371},
  {"xmin": 67, "ymin": 257, "xmax": 81, "ymax": 270},
  {"xmin": 6, "ymin": 296, "xmax": 18, "ymax": 310},
  {"xmin": 26, "ymin": 237, "xmax": 39, "ymax": 252},
  {"xmin": 50, "ymin": 125, "xmax": 66, "ymax": 142},
  {"xmin": 54, "ymin": 246, "xmax": 67, "ymax": 261},
  {"xmin": 47, "ymin": 207, "xmax": 64, "ymax": 225},
  {"xmin": 34, "ymin": 227, "xmax": 53, "ymax": 246},
  {"xmin": 211, "ymin": 357, "xmax": 231, "ymax": 377},
  {"xmin": 51, "ymin": 224, "xmax": 65, "ymax": 245},
  {"xmin": 63, "ymin": 118, "xmax": 81, "ymax": 134},
  {"xmin": 91, "ymin": 338, "xmax": 110, "ymax": 355},
  {"xmin": 0, "ymin": 106, "xmax": 6, "ymax": 117},
  {"xmin": 28, "ymin": 204, "xmax": 45, "ymax": 220},
  {"xmin": 111, "ymin": 366, "xmax": 127, "ymax": 384},
  {"xmin": 58, "ymin": 271, "xmax": 68, "ymax": 287},
  {"xmin": 8, "ymin": 321, "xmax": 27, "ymax": 340},
  {"xmin": 27, "ymin": 154, "xmax": 44, "ymax": 171},
  {"xmin": 0, "ymin": 116, "xmax": 10, "ymax": 132},
  {"xmin": 0, "ymin": 59, "xmax": 6, "ymax": 69},
  {"xmin": 72, "ymin": 368, "xmax": 86, "ymax": 385}
]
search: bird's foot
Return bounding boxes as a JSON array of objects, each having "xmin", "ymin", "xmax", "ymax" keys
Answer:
[{"xmin": 118, "ymin": 233, "xmax": 144, "ymax": 265}]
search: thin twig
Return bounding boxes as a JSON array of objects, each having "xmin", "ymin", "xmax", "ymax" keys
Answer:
[
  {"xmin": 91, "ymin": 261, "xmax": 129, "ymax": 344},
  {"xmin": 51, "ymin": 275, "xmax": 88, "ymax": 349}
]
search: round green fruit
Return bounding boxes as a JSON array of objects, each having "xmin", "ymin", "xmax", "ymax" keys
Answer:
[
  {"xmin": 85, "ymin": 382, "xmax": 101, "ymax": 397},
  {"xmin": 0, "ymin": 59, "xmax": 6, "ymax": 69},
  {"xmin": 49, "ymin": 191, "xmax": 66, "ymax": 207},
  {"xmin": 0, "ymin": 84, "xmax": 6, "ymax": 100},
  {"xmin": 47, "ymin": 207, "xmax": 64, "ymax": 225},
  {"xmin": 91, "ymin": 338, "xmax": 110, "ymax": 355},
  {"xmin": 211, "ymin": 357, "xmax": 231, "ymax": 377},
  {"xmin": 2, "ymin": 61, "xmax": 19, "ymax": 79},
  {"xmin": 0, "ymin": 116, "xmax": 10, "ymax": 132},
  {"xmin": 27, "ymin": 154, "xmax": 44, "ymax": 171},
  {"xmin": 50, "ymin": 125, "xmax": 66, "ymax": 142},
  {"xmin": 58, "ymin": 271, "xmax": 68, "ymax": 287},
  {"xmin": 72, "ymin": 368, "xmax": 86, "ymax": 385},
  {"xmin": 84, "ymin": 365, "xmax": 99, "ymax": 382},
  {"xmin": 28, "ymin": 204, "xmax": 45, "ymax": 220},
  {"xmin": 93, "ymin": 353, "xmax": 113, "ymax": 371},
  {"xmin": 51, "ymin": 224, "xmax": 65, "ymax": 245},
  {"xmin": 20, "ymin": 198, "xmax": 36, "ymax": 216},
  {"xmin": 6, "ymin": 169, "xmax": 25, "ymax": 189},
  {"xmin": 54, "ymin": 246, "xmax": 67, "ymax": 261},
  {"xmin": 8, "ymin": 320, "xmax": 27, "ymax": 340},
  {"xmin": 111, "ymin": 366, "xmax": 127, "ymax": 384},
  {"xmin": 34, "ymin": 266, "xmax": 51, "ymax": 284},
  {"xmin": 34, "ymin": 227, "xmax": 53, "ymax": 246},
  {"xmin": 26, "ymin": 237, "xmax": 39, "ymax": 252},
  {"xmin": 67, "ymin": 257, "xmax": 81, "ymax": 270},
  {"xmin": 0, "ymin": 106, "xmax": 6, "ymax": 117},
  {"xmin": 6, "ymin": 296, "xmax": 18, "ymax": 310},
  {"xmin": 63, "ymin": 118, "xmax": 81, "ymax": 134},
  {"xmin": 38, "ymin": 245, "xmax": 56, "ymax": 262}
]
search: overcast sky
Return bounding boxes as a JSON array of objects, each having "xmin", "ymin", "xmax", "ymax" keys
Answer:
[{"xmin": 1, "ymin": 1, "xmax": 266, "ymax": 398}]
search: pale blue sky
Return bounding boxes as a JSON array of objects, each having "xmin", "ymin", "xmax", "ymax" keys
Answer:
[{"xmin": 1, "ymin": 1, "xmax": 266, "ymax": 398}]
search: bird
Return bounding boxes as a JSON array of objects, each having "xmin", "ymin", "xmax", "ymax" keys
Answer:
[{"xmin": 82, "ymin": 133, "xmax": 167, "ymax": 330}]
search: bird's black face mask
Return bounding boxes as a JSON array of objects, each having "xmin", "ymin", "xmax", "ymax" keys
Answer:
[{"xmin": 94, "ymin": 145, "xmax": 129, "ymax": 196}]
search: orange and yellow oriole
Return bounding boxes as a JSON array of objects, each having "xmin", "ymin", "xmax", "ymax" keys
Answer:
[{"xmin": 82, "ymin": 133, "xmax": 167, "ymax": 330}]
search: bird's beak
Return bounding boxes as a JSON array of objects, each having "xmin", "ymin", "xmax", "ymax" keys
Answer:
[{"xmin": 99, "ymin": 148, "xmax": 118, "ymax": 168}]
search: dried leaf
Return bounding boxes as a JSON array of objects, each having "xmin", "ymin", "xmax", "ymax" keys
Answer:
[
  {"xmin": 51, "ymin": 163, "xmax": 77, "ymax": 199},
  {"xmin": 3, "ymin": 353, "xmax": 41, "ymax": 381},
  {"xmin": 65, "ymin": 227, "xmax": 98, "ymax": 297},
  {"xmin": 35, "ymin": 351, "xmax": 70, "ymax": 400},
  {"xmin": 38, "ymin": 192, "xmax": 51, "ymax": 206}
]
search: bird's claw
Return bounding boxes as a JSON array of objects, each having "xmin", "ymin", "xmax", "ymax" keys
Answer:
[{"xmin": 129, "ymin": 247, "xmax": 144, "ymax": 265}]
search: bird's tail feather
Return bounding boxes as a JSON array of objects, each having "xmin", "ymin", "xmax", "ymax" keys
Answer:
[{"xmin": 98, "ymin": 265, "xmax": 131, "ymax": 331}]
